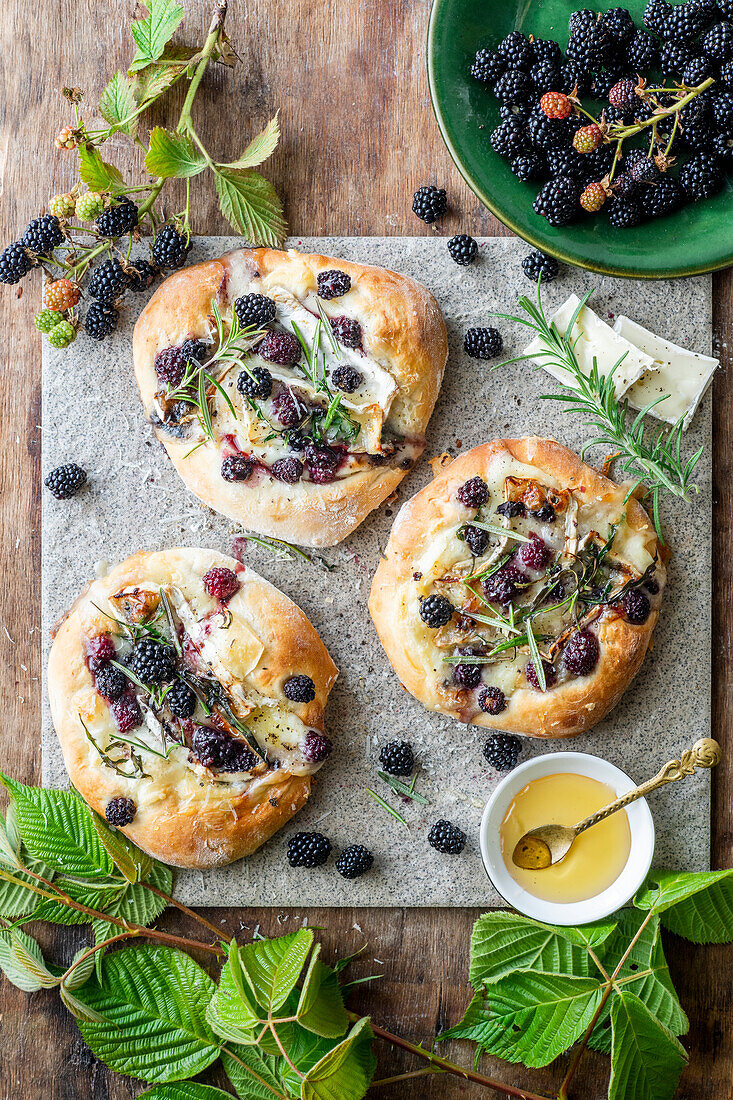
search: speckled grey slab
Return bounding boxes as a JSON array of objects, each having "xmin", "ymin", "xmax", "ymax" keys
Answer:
[{"xmin": 42, "ymin": 236, "xmax": 712, "ymax": 907}]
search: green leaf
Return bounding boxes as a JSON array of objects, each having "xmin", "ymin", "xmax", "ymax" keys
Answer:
[
  {"xmin": 30, "ymin": 876, "xmax": 126, "ymax": 926},
  {"xmin": 130, "ymin": 0, "xmax": 185, "ymax": 73},
  {"xmin": 439, "ymin": 972, "xmax": 604, "ymax": 1068},
  {"xmin": 99, "ymin": 72, "xmax": 138, "ymax": 136},
  {"xmin": 238, "ymin": 929, "xmax": 314, "ymax": 1013},
  {"xmin": 90, "ymin": 808, "xmax": 154, "ymax": 884},
  {"xmin": 0, "ymin": 853, "xmax": 55, "ymax": 920},
  {"xmin": 221, "ymin": 1041, "xmax": 286, "ymax": 1100},
  {"xmin": 78, "ymin": 144, "xmax": 125, "ymax": 194},
  {"xmin": 0, "ymin": 775, "xmax": 115, "ymax": 880},
  {"xmin": 139, "ymin": 1085, "xmax": 236, "ymax": 1100},
  {"xmin": 609, "ymin": 992, "xmax": 687, "ymax": 1100},
  {"xmin": 90, "ymin": 860, "xmax": 173, "ymax": 980},
  {"xmin": 76, "ymin": 945, "xmax": 219, "ymax": 1082},
  {"xmin": 145, "ymin": 127, "xmax": 207, "ymax": 179},
  {"xmin": 220, "ymin": 115, "xmax": 281, "ymax": 169},
  {"xmin": 63, "ymin": 946, "xmax": 96, "ymax": 992},
  {"xmin": 131, "ymin": 62, "xmax": 182, "ymax": 105},
  {"xmin": 301, "ymin": 1015, "xmax": 376, "ymax": 1100},
  {"xmin": 296, "ymin": 946, "xmax": 349, "ymax": 1038},
  {"xmin": 215, "ymin": 168, "xmax": 287, "ymax": 248},
  {"xmin": 206, "ymin": 939, "xmax": 261, "ymax": 1043},
  {"xmin": 0, "ymin": 927, "xmax": 59, "ymax": 991},
  {"xmin": 635, "ymin": 869, "xmax": 733, "ymax": 943}
]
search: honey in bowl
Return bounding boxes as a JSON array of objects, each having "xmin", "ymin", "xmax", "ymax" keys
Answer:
[{"xmin": 499, "ymin": 773, "xmax": 631, "ymax": 904}]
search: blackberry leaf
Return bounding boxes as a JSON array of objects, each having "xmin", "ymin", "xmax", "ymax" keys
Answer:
[
  {"xmin": 634, "ymin": 867, "xmax": 733, "ymax": 943},
  {"xmin": 215, "ymin": 167, "xmax": 288, "ymax": 247},
  {"xmin": 78, "ymin": 144, "xmax": 125, "ymax": 194},
  {"xmin": 130, "ymin": 0, "xmax": 185, "ymax": 73},
  {"xmin": 609, "ymin": 993, "xmax": 687, "ymax": 1100},
  {"xmin": 98, "ymin": 71, "xmax": 138, "ymax": 137},
  {"xmin": 221, "ymin": 113, "xmax": 282, "ymax": 169},
  {"xmin": 145, "ymin": 126, "xmax": 207, "ymax": 178}
]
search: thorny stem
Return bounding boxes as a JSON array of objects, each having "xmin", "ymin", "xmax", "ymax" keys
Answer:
[
  {"xmin": 62, "ymin": 931, "xmax": 138, "ymax": 980},
  {"xmin": 608, "ymin": 77, "xmax": 715, "ymax": 140},
  {"xmin": 141, "ymin": 879, "xmax": 233, "ymax": 943},
  {"xmin": 371, "ymin": 1067, "xmax": 446, "ymax": 1086}
]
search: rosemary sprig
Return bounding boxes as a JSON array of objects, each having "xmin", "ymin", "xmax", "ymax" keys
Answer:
[
  {"xmin": 377, "ymin": 771, "xmax": 430, "ymax": 805},
  {"xmin": 466, "ymin": 521, "xmax": 531, "ymax": 543},
  {"xmin": 239, "ymin": 532, "xmax": 337, "ymax": 572},
  {"xmin": 495, "ymin": 285, "xmax": 705, "ymax": 539},
  {"xmin": 525, "ymin": 619, "xmax": 545, "ymax": 691},
  {"xmin": 365, "ymin": 787, "xmax": 408, "ymax": 827}
]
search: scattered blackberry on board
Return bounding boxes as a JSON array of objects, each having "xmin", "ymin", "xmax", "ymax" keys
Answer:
[
  {"xmin": 87, "ymin": 258, "xmax": 130, "ymax": 302},
  {"xmin": 329, "ymin": 316, "xmax": 362, "ymax": 347},
  {"xmin": 470, "ymin": 48, "xmax": 506, "ymax": 85},
  {"xmin": 44, "ymin": 462, "xmax": 87, "ymax": 499},
  {"xmin": 75, "ymin": 191, "xmax": 105, "ymax": 221},
  {"xmin": 152, "ymin": 225, "xmax": 190, "ymax": 269},
  {"xmin": 283, "ymin": 674, "xmax": 316, "ymax": 703},
  {"xmin": 419, "ymin": 594, "xmax": 453, "ymax": 628},
  {"xmin": 379, "ymin": 739, "xmax": 415, "ymax": 776},
  {"xmin": 496, "ymin": 30, "xmax": 533, "ymax": 70},
  {"xmin": 192, "ymin": 725, "xmax": 258, "ymax": 773},
  {"xmin": 701, "ymin": 20, "xmax": 733, "ymax": 62},
  {"xmin": 258, "ymin": 330, "xmax": 301, "ymax": 365},
  {"xmin": 332, "ymin": 364, "xmax": 363, "ymax": 392},
  {"xmin": 447, "ymin": 234, "xmax": 478, "ymax": 264},
  {"xmin": 521, "ymin": 250, "xmax": 559, "ymax": 283},
  {"xmin": 464, "ymin": 326, "xmax": 503, "ymax": 359},
  {"xmin": 493, "ymin": 68, "xmax": 534, "ymax": 105},
  {"xmin": 202, "ymin": 566, "xmax": 240, "ymax": 600},
  {"xmin": 221, "ymin": 454, "xmax": 254, "ymax": 482},
  {"xmin": 680, "ymin": 152, "xmax": 726, "ymax": 199},
  {"xmin": 35, "ymin": 309, "xmax": 63, "ymax": 333},
  {"xmin": 237, "ymin": 365, "xmax": 273, "ymax": 399},
  {"xmin": 621, "ymin": 588, "xmax": 652, "ymax": 624},
  {"xmin": 511, "ymin": 152, "xmax": 546, "ymax": 181},
  {"xmin": 288, "ymin": 832, "xmax": 331, "ymax": 868},
  {"xmin": 412, "ymin": 185, "xmax": 447, "ymax": 223},
  {"xmin": 94, "ymin": 663, "xmax": 127, "ymax": 702},
  {"xmin": 129, "ymin": 638, "xmax": 176, "ymax": 684},
  {"xmin": 48, "ymin": 321, "xmax": 76, "ymax": 349},
  {"xmin": 317, "ymin": 269, "xmax": 351, "ymax": 299},
  {"xmin": 95, "ymin": 198, "xmax": 139, "ymax": 237},
  {"xmin": 302, "ymin": 729, "xmax": 333, "ymax": 763},
  {"xmin": 562, "ymin": 629, "xmax": 600, "ymax": 675},
  {"xmin": 428, "ymin": 820, "xmax": 466, "ymax": 855},
  {"xmin": 626, "ymin": 28, "xmax": 659, "ymax": 72},
  {"xmin": 478, "ymin": 686, "xmax": 507, "ymax": 715},
  {"xmin": 640, "ymin": 176, "xmax": 684, "ymax": 218},
  {"xmin": 457, "ymin": 476, "xmax": 489, "ymax": 509},
  {"xmin": 21, "ymin": 214, "xmax": 64, "ymax": 255},
  {"xmin": 166, "ymin": 679, "xmax": 197, "ymax": 719},
  {"xmin": 464, "ymin": 524, "xmax": 489, "ymax": 556},
  {"xmin": 234, "ymin": 292, "xmax": 277, "ymax": 328},
  {"xmin": 127, "ymin": 258, "xmax": 157, "ymax": 293},
  {"xmin": 533, "ymin": 177, "xmax": 580, "ymax": 227},
  {"xmin": 336, "ymin": 845, "xmax": 374, "ymax": 879},
  {"xmin": 483, "ymin": 733, "xmax": 522, "ymax": 771},
  {"xmin": 105, "ymin": 798, "xmax": 136, "ymax": 827},
  {"xmin": 0, "ymin": 242, "xmax": 33, "ymax": 284},
  {"xmin": 271, "ymin": 457, "xmax": 303, "ymax": 482},
  {"xmin": 84, "ymin": 302, "xmax": 119, "ymax": 340}
]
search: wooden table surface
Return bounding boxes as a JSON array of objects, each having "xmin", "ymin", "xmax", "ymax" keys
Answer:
[{"xmin": 1, "ymin": 2, "xmax": 731, "ymax": 1097}]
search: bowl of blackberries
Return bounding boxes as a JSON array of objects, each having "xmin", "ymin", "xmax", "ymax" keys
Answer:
[{"xmin": 428, "ymin": 0, "xmax": 733, "ymax": 277}]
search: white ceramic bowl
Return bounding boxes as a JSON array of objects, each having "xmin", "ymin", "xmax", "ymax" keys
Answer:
[{"xmin": 479, "ymin": 751, "xmax": 655, "ymax": 925}]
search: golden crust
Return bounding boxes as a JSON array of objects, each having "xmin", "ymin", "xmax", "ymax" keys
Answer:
[
  {"xmin": 133, "ymin": 247, "xmax": 448, "ymax": 547},
  {"xmin": 369, "ymin": 438, "xmax": 665, "ymax": 739},
  {"xmin": 48, "ymin": 548, "xmax": 338, "ymax": 867}
]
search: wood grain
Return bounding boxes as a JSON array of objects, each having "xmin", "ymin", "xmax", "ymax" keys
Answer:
[{"xmin": 0, "ymin": 1, "xmax": 730, "ymax": 1097}]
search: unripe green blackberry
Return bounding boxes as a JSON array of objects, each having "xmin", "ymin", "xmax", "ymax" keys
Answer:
[
  {"xmin": 48, "ymin": 193, "xmax": 76, "ymax": 219},
  {"xmin": 35, "ymin": 309, "xmax": 64, "ymax": 333},
  {"xmin": 48, "ymin": 320, "xmax": 77, "ymax": 348},
  {"xmin": 75, "ymin": 192, "xmax": 105, "ymax": 221}
]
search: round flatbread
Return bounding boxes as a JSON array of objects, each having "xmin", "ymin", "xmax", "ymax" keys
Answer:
[
  {"xmin": 48, "ymin": 548, "xmax": 338, "ymax": 867},
  {"xmin": 133, "ymin": 247, "xmax": 448, "ymax": 547},
  {"xmin": 369, "ymin": 437, "xmax": 665, "ymax": 739}
]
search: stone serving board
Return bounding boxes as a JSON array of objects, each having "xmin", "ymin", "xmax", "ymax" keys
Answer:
[{"xmin": 42, "ymin": 236, "xmax": 712, "ymax": 907}]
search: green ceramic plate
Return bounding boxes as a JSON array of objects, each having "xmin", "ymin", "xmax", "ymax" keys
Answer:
[{"xmin": 427, "ymin": 0, "xmax": 733, "ymax": 278}]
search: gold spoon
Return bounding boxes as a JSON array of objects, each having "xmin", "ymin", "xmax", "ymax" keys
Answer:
[{"xmin": 512, "ymin": 737, "xmax": 722, "ymax": 871}]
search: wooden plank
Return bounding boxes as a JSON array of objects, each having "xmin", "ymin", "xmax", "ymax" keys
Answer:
[{"xmin": 0, "ymin": 1, "xmax": 729, "ymax": 1096}]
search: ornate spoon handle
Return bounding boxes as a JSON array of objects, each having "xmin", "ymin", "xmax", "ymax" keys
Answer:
[{"xmin": 574, "ymin": 738, "xmax": 722, "ymax": 836}]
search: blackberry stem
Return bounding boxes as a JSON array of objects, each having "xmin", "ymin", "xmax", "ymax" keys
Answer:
[{"xmin": 609, "ymin": 76, "xmax": 715, "ymax": 139}]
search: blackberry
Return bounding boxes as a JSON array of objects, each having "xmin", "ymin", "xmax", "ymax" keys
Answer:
[
  {"xmin": 569, "ymin": 9, "xmax": 596, "ymax": 34},
  {"xmin": 493, "ymin": 68, "xmax": 534, "ymax": 105},
  {"xmin": 329, "ymin": 316, "xmax": 362, "ymax": 348},
  {"xmin": 662, "ymin": 4, "xmax": 709, "ymax": 43},
  {"xmin": 545, "ymin": 147, "xmax": 587, "ymax": 182},
  {"xmin": 482, "ymin": 565, "xmax": 529, "ymax": 606},
  {"xmin": 379, "ymin": 740, "xmax": 414, "ymax": 776},
  {"xmin": 567, "ymin": 23, "xmax": 613, "ymax": 69},
  {"xmin": 412, "ymin": 185, "xmax": 447, "ymax": 223},
  {"xmin": 127, "ymin": 258, "xmax": 157, "ymax": 293},
  {"xmin": 680, "ymin": 152, "xmax": 725, "ymax": 200},
  {"xmin": 470, "ymin": 48, "xmax": 506, "ymax": 84},
  {"xmin": 95, "ymin": 199, "xmax": 139, "ymax": 237},
  {"xmin": 640, "ymin": 176, "xmax": 684, "ymax": 218},
  {"xmin": 191, "ymin": 725, "xmax": 258, "ymax": 773},
  {"xmin": 464, "ymin": 524, "xmax": 489, "ymax": 556},
  {"xmin": 286, "ymin": 430, "xmax": 307, "ymax": 451},
  {"xmin": 464, "ymin": 326, "xmax": 503, "ymax": 359},
  {"xmin": 720, "ymin": 59, "xmax": 733, "ymax": 83},
  {"xmin": 428, "ymin": 820, "xmax": 466, "ymax": 855},
  {"xmin": 496, "ymin": 500, "xmax": 526, "ymax": 519},
  {"xmin": 628, "ymin": 157, "xmax": 661, "ymax": 185},
  {"xmin": 710, "ymin": 130, "xmax": 733, "ymax": 166},
  {"xmin": 166, "ymin": 680, "xmax": 197, "ymax": 719},
  {"xmin": 258, "ymin": 331, "xmax": 301, "ymax": 365},
  {"xmin": 712, "ymin": 89, "xmax": 733, "ymax": 135},
  {"xmin": 151, "ymin": 225, "xmax": 189, "ymax": 269},
  {"xmin": 304, "ymin": 443, "xmax": 339, "ymax": 479},
  {"xmin": 518, "ymin": 534, "xmax": 550, "ymax": 570},
  {"xmin": 529, "ymin": 502, "xmax": 555, "ymax": 522},
  {"xmin": 533, "ymin": 177, "xmax": 580, "ymax": 226},
  {"xmin": 454, "ymin": 660, "xmax": 482, "ymax": 689},
  {"xmin": 302, "ymin": 729, "xmax": 333, "ymax": 763},
  {"xmin": 111, "ymin": 693, "xmax": 142, "ymax": 733},
  {"xmin": 496, "ymin": 30, "xmax": 533, "ymax": 70},
  {"xmin": 609, "ymin": 78, "xmax": 637, "ymax": 111},
  {"xmin": 271, "ymin": 457, "xmax": 303, "ymax": 482},
  {"xmin": 42, "ymin": 278, "xmax": 78, "ymax": 312},
  {"xmin": 272, "ymin": 389, "xmax": 304, "ymax": 427},
  {"xmin": 701, "ymin": 20, "xmax": 733, "ymax": 61},
  {"xmin": 718, "ymin": 0, "xmax": 733, "ymax": 17},
  {"xmin": 87, "ymin": 258, "xmax": 130, "ymax": 302},
  {"xmin": 590, "ymin": 69, "xmax": 623, "ymax": 98},
  {"xmin": 336, "ymin": 845, "xmax": 373, "ymax": 879},
  {"xmin": 612, "ymin": 173, "xmax": 637, "ymax": 199},
  {"xmin": 129, "ymin": 638, "xmax": 176, "ymax": 684},
  {"xmin": 490, "ymin": 118, "xmax": 528, "ymax": 158},
  {"xmin": 234, "ymin": 293, "xmax": 277, "ymax": 329},
  {"xmin": 105, "ymin": 798, "xmax": 136, "ymax": 827},
  {"xmin": 21, "ymin": 214, "xmax": 63, "ymax": 254},
  {"xmin": 643, "ymin": 0, "xmax": 671, "ymax": 35},
  {"xmin": 528, "ymin": 108, "xmax": 571, "ymax": 150},
  {"xmin": 419, "ymin": 594, "xmax": 453, "ymax": 628},
  {"xmin": 582, "ymin": 145, "xmax": 615, "ymax": 180},
  {"xmin": 626, "ymin": 29, "xmax": 659, "ymax": 72},
  {"xmin": 531, "ymin": 38, "xmax": 562, "ymax": 65},
  {"xmin": 457, "ymin": 476, "xmax": 489, "ymax": 509},
  {"xmin": 221, "ymin": 454, "xmax": 254, "ymax": 482},
  {"xmin": 203, "ymin": 566, "xmax": 240, "ymax": 600},
  {"xmin": 84, "ymin": 302, "xmax": 119, "ymax": 340},
  {"xmin": 683, "ymin": 55, "xmax": 715, "ymax": 84},
  {"xmin": 48, "ymin": 320, "xmax": 76, "ymax": 349},
  {"xmin": 483, "ymin": 733, "xmax": 522, "ymax": 770},
  {"xmin": 94, "ymin": 662, "xmax": 127, "ymax": 702},
  {"xmin": 563, "ymin": 629, "xmax": 600, "ymax": 675},
  {"xmin": 332, "ymin": 364, "xmax": 363, "ymax": 392},
  {"xmin": 525, "ymin": 658, "xmax": 558, "ymax": 691},
  {"xmin": 0, "ymin": 242, "xmax": 33, "ymax": 283},
  {"xmin": 660, "ymin": 41, "xmax": 690, "ymax": 77},
  {"xmin": 621, "ymin": 588, "xmax": 651, "ymax": 624},
  {"xmin": 530, "ymin": 60, "xmax": 560, "ymax": 96},
  {"xmin": 154, "ymin": 340, "xmax": 207, "ymax": 388},
  {"xmin": 559, "ymin": 60, "xmax": 592, "ymax": 95},
  {"xmin": 511, "ymin": 152, "xmax": 547, "ymax": 181},
  {"xmin": 44, "ymin": 462, "xmax": 87, "ymax": 499},
  {"xmin": 317, "ymin": 269, "xmax": 351, "ymax": 299},
  {"xmin": 283, "ymin": 674, "xmax": 316, "ymax": 703},
  {"xmin": 35, "ymin": 308, "xmax": 64, "ymax": 332},
  {"xmin": 447, "ymin": 234, "xmax": 478, "ymax": 265},
  {"xmin": 237, "ymin": 366, "xmax": 273, "ymax": 399},
  {"xmin": 500, "ymin": 102, "xmax": 531, "ymax": 123},
  {"xmin": 521, "ymin": 250, "xmax": 559, "ymax": 282},
  {"xmin": 287, "ymin": 832, "xmax": 331, "ymax": 868},
  {"xmin": 478, "ymin": 686, "xmax": 507, "ymax": 715},
  {"xmin": 601, "ymin": 7, "xmax": 635, "ymax": 47},
  {"xmin": 88, "ymin": 634, "xmax": 116, "ymax": 663}
]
